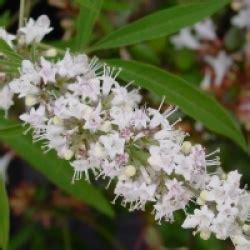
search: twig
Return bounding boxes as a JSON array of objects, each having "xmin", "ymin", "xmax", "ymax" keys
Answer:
[{"xmin": 19, "ymin": 0, "xmax": 26, "ymax": 29}]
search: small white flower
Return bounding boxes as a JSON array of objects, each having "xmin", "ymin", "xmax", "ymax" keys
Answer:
[
  {"xmin": 56, "ymin": 51, "xmax": 89, "ymax": 78},
  {"xmin": 232, "ymin": 8, "xmax": 250, "ymax": 29},
  {"xmin": 20, "ymin": 105, "xmax": 47, "ymax": 127},
  {"xmin": 68, "ymin": 77, "xmax": 100, "ymax": 102},
  {"xmin": 100, "ymin": 160, "xmax": 121, "ymax": 179},
  {"xmin": 0, "ymin": 85, "xmax": 13, "ymax": 114},
  {"xmin": 194, "ymin": 19, "xmax": 217, "ymax": 40},
  {"xmin": 0, "ymin": 28, "xmax": 15, "ymax": 47},
  {"xmin": 99, "ymin": 65, "xmax": 119, "ymax": 96},
  {"xmin": 100, "ymin": 133, "xmax": 125, "ymax": 159},
  {"xmin": 148, "ymin": 141, "xmax": 179, "ymax": 174},
  {"xmin": 171, "ymin": 28, "xmax": 201, "ymax": 50},
  {"xmin": 148, "ymin": 108, "xmax": 170, "ymax": 129},
  {"xmin": 18, "ymin": 15, "xmax": 53, "ymax": 44},
  {"xmin": 39, "ymin": 57, "xmax": 56, "ymax": 84},
  {"xmin": 110, "ymin": 106, "xmax": 133, "ymax": 129},
  {"xmin": 71, "ymin": 159, "xmax": 93, "ymax": 182},
  {"xmin": 84, "ymin": 102, "xmax": 103, "ymax": 132},
  {"xmin": 182, "ymin": 205, "xmax": 214, "ymax": 234},
  {"xmin": 132, "ymin": 108, "xmax": 149, "ymax": 130},
  {"xmin": 204, "ymin": 51, "xmax": 233, "ymax": 86},
  {"xmin": 112, "ymin": 85, "xmax": 141, "ymax": 108},
  {"xmin": 9, "ymin": 60, "xmax": 40, "ymax": 98},
  {"xmin": 53, "ymin": 95, "xmax": 86, "ymax": 120},
  {"xmin": 88, "ymin": 142, "xmax": 107, "ymax": 160}
]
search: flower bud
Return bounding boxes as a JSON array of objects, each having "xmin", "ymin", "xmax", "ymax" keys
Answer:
[
  {"xmin": 181, "ymin": 141, "xmax": 192, "ymax": 155},
  {"xmin": 197, "ymin": 197, "xmax": 206, "ymax": 206},
  {"xmin": 243, "ymin": 224, "xmax": 250, "ymax": 235},
  {"xmin": 64, "ymin": 149, "xmax": 74, "ymax": 160},
  {"xmin": 231, "ymin": 1, "xmax": 243, "ymax": 11},
  {"xmin": 125, "ymin": 165, "xmax": 136, "ymax": 177},
  {"xmin": 100, "ymin": 121, "xmax": 112, "ymax": 133},
  {"xmin": 44, "ymin": 48, "xmax": 57, "ymax": 57},
  {"xmin": 200, "ymin": 190, "xmax": 209, "ymax": 201},
  {"xmin": 25, "ymin": 95, "xmax": 38, "ymax": 106},
  {"xmin": 200, "ymin": 190, "xmax": 214, "ymax": 201},
  {"xmin": 52, "ymin": 116, "xmax": 63, "ymax": 125},
  {"xmin": 148, "ymin": 156, "xmax": 156, "ymax": 166},
  {"xmin": 200, "ymin": 231, "xmax": 211, "ymax": 240}
]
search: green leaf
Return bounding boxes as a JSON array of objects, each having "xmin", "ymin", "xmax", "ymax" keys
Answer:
[
  {"xmin": 0, "ymin": 0, "xmax": 5, "ymax": 6},
  {"xmin": 0, "ymin": 11, "xmax": 10, "ymax": 27},
  {"xmin": 129, "ymin": 44, "xmax": 161, "ymax": 65},
  {"xmin": 9, "ymin": 226, "xmax": 34, "ymax": 250},
  {"xmin": 74, "ymin": 0, "xmax": 100, "ymax": 10},
  {"xmin": 0, "ymin": 177, "xmax": 9, "ymax": 250},
  {"xmin": 0, "ymin": 39, "xmax": 22, "ymax": 75},
  {"xmin": 90, "ymin": 0, "xmax": 229, "ymax": 51},
  {"xmin": 0, "ymin": 39, "xmax": 22, "ymax": 62},
  {"xmin": 225, "ymin": 27, "xmax": 245, "ymax": 51},
  {"xmin": 0, "ymin": 124, "xmax": 23, "ymax": 137},
  {"xmin": 73, "ymin": 0, "xmax": 103, "ymax": 50},
  {"xmin": 0, "ymin": 118, "xmax": 114, "ymax": 217},
  {"xmin": 107, "ymin": 59, "xmax": 246, "ymax": 150},
  {"xmin": 102, "ymin": 0, "xmax": 129, "ymax": 11}
]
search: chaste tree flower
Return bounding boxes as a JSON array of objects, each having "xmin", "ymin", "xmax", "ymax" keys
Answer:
[{"xmin": 0, "ymin": 15, "xmax": 249, "ymax": 250}]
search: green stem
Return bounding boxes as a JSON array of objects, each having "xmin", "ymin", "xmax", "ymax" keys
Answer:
[
  {"xmin": 25, "ymin": 0, "xmax": 32, "ymax": 19},
  {"xmin": 62, "ymin": 220, "xmax": 72, "ymax": 250},
  {"xmin": 19, "ymin": 0, "xmax": 26, "ymax": 29},
  {"xmin": 31, "ymin": 43, "xmax": 37, "ymax": 62}
]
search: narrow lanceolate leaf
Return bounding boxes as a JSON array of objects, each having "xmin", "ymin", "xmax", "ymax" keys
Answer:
[
  {"xmin": 0, "ymin": 39, "xmax": 22, "ymax": 75},
  {"xmin": 0, "ymin": 39, "xmax": 22, "ymax": 62},
  {"xmin": 107, "ymin": 59, "xmax": 246, "ymax": 150},
  {"xmin": 91, "ymin": 0, "xmax": 229, "ymax": 51},
  {"xmin": 0, "ymin": 118, "xmax": 114, "ymax": 217},
  {"xmin": 0, "ymin": 124, "xmax": 23, "ymax": 136},
  {"xmin": 73, "ymin": 0, "xmax": 103, "ymax": 50},
  {"xmin": 0, "ymin": 177, "xmax": 9, "ymax": 250}
]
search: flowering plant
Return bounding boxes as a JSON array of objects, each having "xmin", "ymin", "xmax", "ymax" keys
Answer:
[{"xmin": 0, "ymin": 0, "xmax": 249, "ymax": 249}]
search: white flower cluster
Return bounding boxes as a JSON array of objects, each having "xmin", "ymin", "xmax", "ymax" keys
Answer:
[
  {"xmin": 231, "ymin": 0, "xmax": 250, "ymax": 28},
  {"xmin": 170, "ymin": 18, "xmax": 234, "ymax": 89},
  {"xmin": 183, "ymin": 171, "xmax": 250, "ymax": 250},
  {"xmin": 170, "ymin": 19, "xmax": 217, "ymax": 50},
  {"xmin": 19, "ymin": 15, "xmax": 53, "ymax": 45},
  {"xmin": 0, "ymin": 15, "xmax": 52, "ymax": 114},
  {"xmin": 0, "ymin": 15, "xmax": 249, "ymax": 249},
  {"xmin": 171, "ymin": 2, "xmax": 250, "ymax": 90}
]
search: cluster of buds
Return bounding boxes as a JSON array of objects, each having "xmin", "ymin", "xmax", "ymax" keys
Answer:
[{"xmin": 0, "ymin": 14, "xmax": 249, "ymax": 249}]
